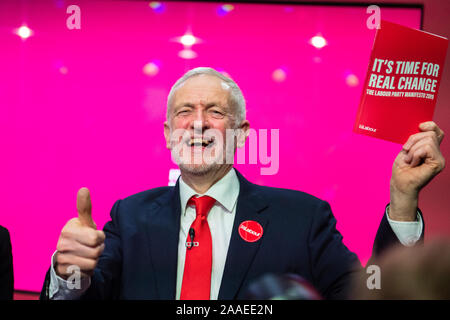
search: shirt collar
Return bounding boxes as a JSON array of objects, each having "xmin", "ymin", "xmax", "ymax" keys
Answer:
[{"xmin": 179, "ymin": 168, "xmax": 240, "ymax": 215}]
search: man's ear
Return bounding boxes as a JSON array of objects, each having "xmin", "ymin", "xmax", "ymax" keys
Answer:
[
  {"xmin": 164, "ymin": 121, "xmax": 171, "ymax": 150},
  {"xmin": 236, "ymin": 120, "xmax": 250, "ymax": 148}
]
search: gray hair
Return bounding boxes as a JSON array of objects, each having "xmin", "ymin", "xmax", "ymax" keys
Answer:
[{"xmin": 166, "ymin": 67, "xmax": 246, "ymax": 127}]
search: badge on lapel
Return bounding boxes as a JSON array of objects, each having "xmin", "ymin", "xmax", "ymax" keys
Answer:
[{"xmin": 238, "ymin": 220, "xmax": 263, "ymax": 242}]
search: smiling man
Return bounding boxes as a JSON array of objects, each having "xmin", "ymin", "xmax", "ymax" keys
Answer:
[
  {"xmin": 40, "ymin": 67, "xmax": 445, "ymax": 300},
  {"xmin": 164, "ymin": 69, "xmax": 249, "ymax": 193}
]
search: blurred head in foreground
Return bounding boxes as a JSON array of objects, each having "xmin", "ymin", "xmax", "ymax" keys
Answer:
[
  {"xmin": 352, "ymin": 238, "xmax": 450, "ymax": 300},
  {"xmin": 244, "ymin": 273, "xmax": 322, "ymax": 300}
]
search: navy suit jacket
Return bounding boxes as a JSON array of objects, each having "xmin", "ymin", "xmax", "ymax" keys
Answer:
[{"xmin": 40, "ymin": 170, "xmax": 423, "ymax": 300}]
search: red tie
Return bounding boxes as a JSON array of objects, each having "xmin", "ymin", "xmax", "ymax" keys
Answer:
[{"xmin": 180, "ymin": 195, "xmax": 216, "ymax": 300}]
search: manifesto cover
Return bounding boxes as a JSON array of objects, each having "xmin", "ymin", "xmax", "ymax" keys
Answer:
[{"xmin": 354, "ymin": 20, "xmax": 448, "ymax": 144}]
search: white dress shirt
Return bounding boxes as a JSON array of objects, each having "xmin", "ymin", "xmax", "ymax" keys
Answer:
[
  {"xmin": 48, "ymin": 168, "xmax": 422, "ymax": 299},
  {"xmin": 176, "ymin": 168, "xmax": 239, "ymax": 299}
]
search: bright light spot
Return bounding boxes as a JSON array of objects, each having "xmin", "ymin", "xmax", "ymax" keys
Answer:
[
  {"xmin": 272, "ymin": 68, "xmax": 287, "ymax": 82},
  {"xmin": 16, "ymin": 25, "xmax": 32, "ymax": 39},
  {"xmin": 149, "ymin": 1, "xmax": 161, "ymax": 9},
  {"xmin": 313, "ymin": 56, "xmax": 322, "ymax": 63},
  {"xmin": 149, "ymin": 1, "xmax": 165, "ymax": 13},
  {"xmin": 345, "ymin": 74, "xmax": 359, "ymax": 87},
  {"xmin": 310, "ymin": 35, "xmax": 327, "ymax": 49},
  {"xmin": 143, "ymin": 62, "xmax": 160, "ymax": 76},
  {"xmin": 59, "ymin": 66, "xmax": 68, "ymax": 75},
  {"xmin": 180, "ymin": 34, "xmax": 196, "ymax": 47},
  {"xmin": 217, "ymin": 4, "xmax": 234, "ymax": 16},
  {"xmin": 172, "ymin": 33, "xmax": 201, "ymax": 47},
  {"xmin": 178, "ymin": 49, "xmax": 197, "ymax": 59},
  {"xmin": 222, "ymin": 4, "xmax": 234, "ymax": 12}
]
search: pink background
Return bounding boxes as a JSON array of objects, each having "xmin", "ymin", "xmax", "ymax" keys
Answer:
[{"xmin": 0, "ymin": 0, "xmax": 422, "ymax": 292}]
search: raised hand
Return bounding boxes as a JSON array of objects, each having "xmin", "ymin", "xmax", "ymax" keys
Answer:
[
  {"xmin": 390, "ymin": 121, "xmax": 445, "ymax": 221},
  {"xmin": 55, "ymin": 188, "xmax": 105, "ymax": 279}
]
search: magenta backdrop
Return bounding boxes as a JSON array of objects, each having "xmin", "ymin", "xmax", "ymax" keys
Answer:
[{"xmin": 0, "ymin": 0, "xmax": 421, "ymax": 292}]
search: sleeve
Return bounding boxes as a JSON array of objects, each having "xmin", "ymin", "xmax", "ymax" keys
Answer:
[
  {"xmin": 372, "ymin": 204, "xmax": 425, "ymax": 257},
  {"xmin": 48, "ymin": 251, "xmax": 91, "ymax": 300},
  {"xmin": 307, "ymin": 200, "xmax": 362, "ymax": 300},
  {"xmin": 386, "ymin": 205, "xmax": 423, "ymax": 246}
]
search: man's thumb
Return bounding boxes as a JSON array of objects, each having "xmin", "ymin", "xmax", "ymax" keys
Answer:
[{"xmin": 77, "ymin": 187, "xmax": 96, "ymax": 229}]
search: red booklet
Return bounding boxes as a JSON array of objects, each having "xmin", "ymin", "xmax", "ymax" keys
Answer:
[{"xmin": 354, "ymin": 20, "xmax": 448, "ymax": 144}]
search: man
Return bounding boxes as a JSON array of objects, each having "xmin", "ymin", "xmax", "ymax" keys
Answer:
[{"xmin": 40, "ymin": 67, "xmax": 445, "ymax": 300}]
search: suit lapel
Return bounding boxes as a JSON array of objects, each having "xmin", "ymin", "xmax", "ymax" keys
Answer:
[
  {"xmin": 218, "ymin": 171, "xmax": 269, "ymax": 299},
  {"xmin": 145, "ymin": 183, "xmax": 181, "ymax": 299}
]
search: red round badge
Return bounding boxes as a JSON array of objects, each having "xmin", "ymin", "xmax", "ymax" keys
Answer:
[{"xmin": 238, "ymin": 220, "xmax": 263, "ymax": 242}]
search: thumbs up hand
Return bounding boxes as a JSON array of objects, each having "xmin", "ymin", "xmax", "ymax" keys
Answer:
[
  {"xmin": 76, "ymin": 187, "xmax": 96, "ymax": 229},
  {"xmin": 55, "ymin": 188, "xmax": 105, "ymax": 280}
]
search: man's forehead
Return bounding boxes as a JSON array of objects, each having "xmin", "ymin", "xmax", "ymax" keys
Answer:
[{"xmin": 173, "ymin": 75, "xmax": 230, "ymax": 104}]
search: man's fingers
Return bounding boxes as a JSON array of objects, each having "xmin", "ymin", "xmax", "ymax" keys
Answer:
[
  {"xmin": 55, "ymin": 190, "xmax": 104, "ymax": 280},
  {"xmin": 57, "ymin": 237, "xmax": 104, "ymax": 259},
  {"xmin": 407, "ymin": 143, "xmax": 444, "ymax": 170},
  {"xmin": 419, "ymin": 121, "xmax": 444, "ymax": 144},
  {"xmin": 404, "ymin": 136, "xmax": 438, "ymax": 164},
  {"xmin": 409, "ymin": 146, "xmax": 431, "ymax": 167},
  {"xmin": 77, "ymin": 187, "xmax": 96, "ymax": 229},
  {"xmin": 56, "ymin": 253, "xmax": 99, "ymax": 276},
  {"xmin": 73, "ymin": 243, "xmax": 104, "ymax": 260},
  {"xmin": 60, "ymin": 224, "xmax": 105, "ymax": 248},
  {"xmin": 402, "ymin": 123, "xmax": 445, "ymax": 168},
  {"xmin": 75, "ymin": 229, "xmax": 105, "ymax": 248},
  {"xmin": 403, "ymin": 130, "xmax": 439, "ymax": 152}
]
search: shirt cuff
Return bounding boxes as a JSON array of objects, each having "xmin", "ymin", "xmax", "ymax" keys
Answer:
[
  {"xmin": 386, "ymin": 206, "xmax": 423, "ymax": 247},
  {"xmin": 49, "ymin": 251, "xmax": 91, "ymax": 300}
]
